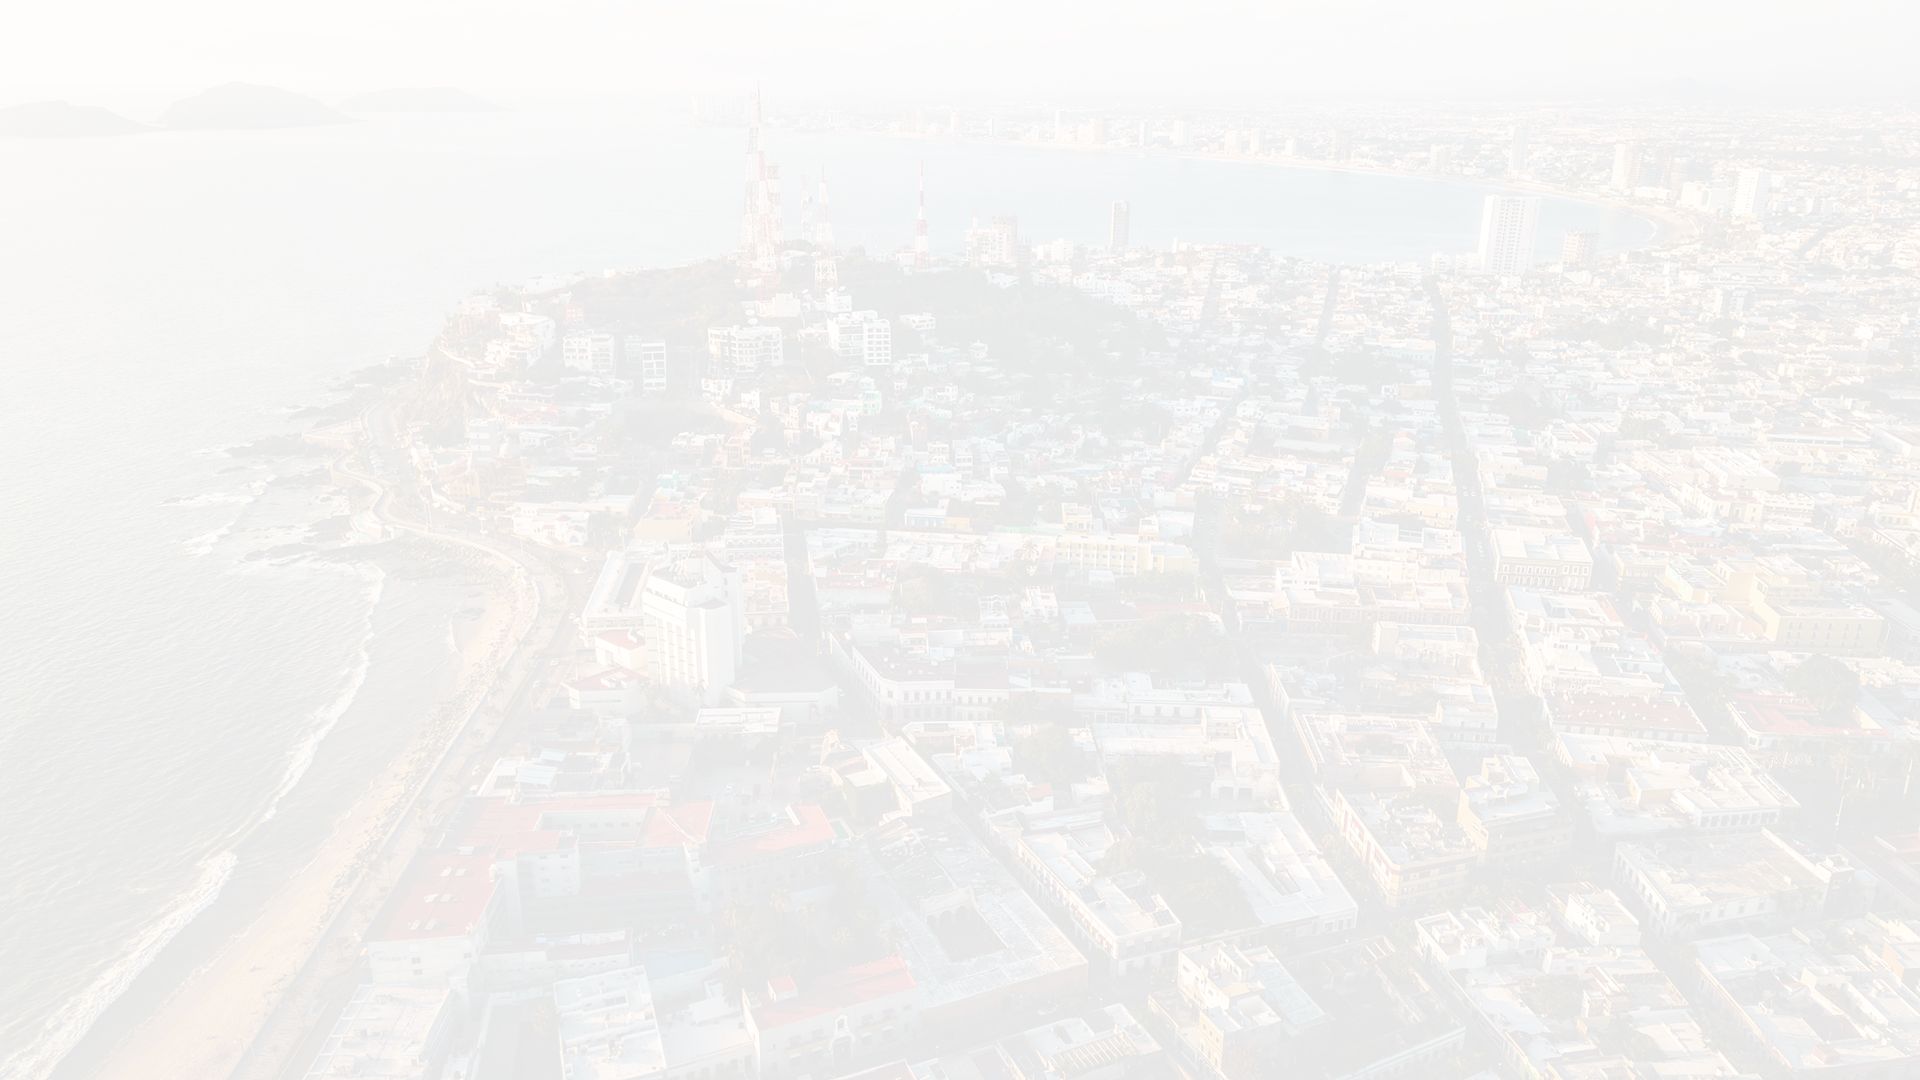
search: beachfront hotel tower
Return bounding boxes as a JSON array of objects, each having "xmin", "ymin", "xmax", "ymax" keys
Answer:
[{"xmin": 1476, "ymin": 194, "xmax": 1540, "ymax": 276}]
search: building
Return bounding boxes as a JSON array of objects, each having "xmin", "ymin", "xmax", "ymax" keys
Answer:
[
  {"xmin": 1612, "ymin": 830, "xmax": 1858, "ymax": 940},
  {"xmin": 554, "ymin": 967, "xmax": 667, "ymax": 1080},
  {"xmin": 1332, "ymin": 788, "xmax": 1479, "ymax": 907},
  {"xmin": 707, "ymin": 324, "xmax": 784, "ymax": 377},
  {"xmin": 1053, "ymin": 532, "xmax": 1196, "ymax": 578},
  {"xmin": 1085, "ymin": 681, "xmax": 1283, "ymax": 804},
  {"xmin": 1489, "ymin": 527, "xmax": 1593, "ymax": 590},
  {"xmin": 1610, "ymin": 141, "xmax": 1640, "ymax": 191},
  {"xmin": 623, "ymin": 546, "xmax": 748, "ymax": 705},
  {"xmin": 302, "ymin": 985, "xmax": 456, "ymax": 1080},
  {"xmin": 1507, "ymin": 124, "xmax": 1529, "ymax": 175},
  {"xmin": 1554, "ymin": 731, "xmax": 1798, "ymax": 836},
  {"xmin": 366, "ymin": 851, "xmax": 499, "ymax": 986},
  {"xmin": 965, "ymin": 216, "xmax": 1021, "ymax": 269},
  {"xmin": 1160, "ymin": 942, "xmax": 1326, "ymax": 1079},
  {"xmin": 1560, "ymin": 230, "xmax": 1598, "ymax": 269},
  {"xmin": 1749, "ymin": 596, "xmax": 1887, "ymax": 654},
  {"xmin": 744, "ymin": 954, "xmax": 921, "ymax": 1079},
  {"xmin": 1547, "ymin": 883, "xmax": 1642, "ymax": 946},
  {"xmin": 1456, "ymin": 755, "xmax": 1571, "ymax": 863},
  {"xmin": 1476, "ymin": 195, "xmax": 1539, "ymax": 275},
  {"xmin": 1108, "ymin": 200, "xmax": 1130, "ymax": 253},
  {"xmin": 827, "ymin": 310, "xmax": 893, "ymax": 367},
  {"xmin": 999, "ymin": 806, "xmax": 1182, "ymax": 975},
  {"xmin": 861, "ymin": 814, "xmax": 1089, "ymax": 1041},
  {"xmin": 563, "ymin": 330, "xmax": 618, "ymax": 377},
  {"xmin": 1422, "ymin": 917, "xmax": 1738, "ymax": 1080},
  {"xmin": 904, "ymin": 1004, "xmax": 1164, "ymax": 1080},
  {"xmin": 1544, "ymin": 692, "xmax": 1709, "ymax": 743},
  {"xmin": 1693, "ymin": 916, "xmax": 1920, "ymax": 1078},
  {"xmin": 622, "ymin": 336, "xmax": 668, "ymax": 393},
  {"xmin": 859, "ymin": 738, "xmax": 953, "ymax": 816},
  {"xmin": 1733, "ymin": 167, "xmax": 1772, "ymax": 221},
  {"xmin": 1200, "ymin": 811, "xmax": 1358, "ymax": 943}
]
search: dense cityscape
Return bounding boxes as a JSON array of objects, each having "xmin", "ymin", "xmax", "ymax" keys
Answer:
[{"xmin": 60, "ymin": 91, "xmax": 1920, "ymax": 1080}]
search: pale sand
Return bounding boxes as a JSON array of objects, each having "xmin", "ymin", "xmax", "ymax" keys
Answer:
[
  {"xmin": 84, "ymin": 563, "xmax": 533, "ymax": 1080},
  {"xmin": 87, "ymin": 419, "xmax": 560, "ymax": 1080}
]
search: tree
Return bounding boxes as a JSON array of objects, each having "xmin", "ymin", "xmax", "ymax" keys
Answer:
[
  {"xmin": 1785, "ymin": 654, "xmax": 1859, "ymax": 721},
  {"xmin": 1012, "ymin": 723, "xmax": 1088, "ymax": 788}
]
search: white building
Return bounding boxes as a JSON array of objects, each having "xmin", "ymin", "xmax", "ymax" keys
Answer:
[
  {"xmin": 302, "ymin": 985, "xmax": 455, "ymax": 1080},
  {"xmin": 622, "ymin": 336, "xmax": 668, "ymax": 393},
  {"xmin": 1489, "ymin": 527, "xmax": 1593, "ymax": 590},
  {"xmin": 563, "ymin": 331, "xmax": 618, "ymax": 377},
  {"xmin": 638, "ymin": 547, "xmax": 747, "ymax": 705},
  {"xmin": 826, "ymin": 310, "xmax": 892, "ymax": 367},
  {"xmin": 1612, "ymin": 830, "xmax": 1851, "ymax": 939},
  {"xmin": 1733, "ymin": 168, "xmax": 1772, "ymax": 221},
  {"xmin": 1610, "ymin": 141, "xmax": 1640, "ymax": 191},
  {"xmin": 707, "ymin": 324, "xmax": 784, "ymax": 378},
  {"xmin": 1476, "ymin": 195, "xmax": 1539, "ymax": 276},
  {"xmin": 554, "ymin": 967, "xmax": 666, "ymax": 1080}
]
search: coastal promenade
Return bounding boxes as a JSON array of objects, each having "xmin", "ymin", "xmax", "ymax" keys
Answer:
[{"xmin": 89, "ymin": 387, "xmax": 573, "ymax": 1080}]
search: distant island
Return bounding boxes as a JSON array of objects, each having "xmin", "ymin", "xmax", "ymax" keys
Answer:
[
  {"xmin": 0, "ymin": 100, "xmax": 147, "ymax": 138},
  {"xmin": 340, "ymin": 87, "xmax": 500, "ymax": 114},
  {"xmin": 162, "ymin": 82, "xmax": 351, "ymax": 131},
  {"xmin": 2, "ymin": 84, "xmax": 497, "ymax": 139}
]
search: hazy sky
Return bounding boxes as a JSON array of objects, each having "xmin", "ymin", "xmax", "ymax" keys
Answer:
[{"xmin": 8, "ymin": 0, "xmax": 1917, "ymax": 108}]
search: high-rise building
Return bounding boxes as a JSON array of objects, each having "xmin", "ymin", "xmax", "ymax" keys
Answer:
[
  {"xmin": 1610, "ymin": 141, "xmax": 1640, "ymax": 192},
  {"xmin": 1644, "ymin": 145, "xmax": 1674, "ymax": 189},
  {"xmin": 1560, "ymin": 231, "xmax": 1599, "ymax": 270},
  {"xmin": 1733, "ymin": 168, "xmax": 1772, "ymax": 221},
  {"xmin": 1428, "ymin": 143, "xmax": 1453, "ymax": 175},
  {"xmin": 1109, "ymin": 200, "xmax": 1131, "ymax": 253},
  {"xmin": 1477, "ymin": 195, "xmax": 1540, "ymax": 276},
  {"xmin": 1508, "ymin": 124, "xmax": 1529, "ymax": 176}
]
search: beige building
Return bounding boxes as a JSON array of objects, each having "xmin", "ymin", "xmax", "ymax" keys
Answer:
[{"xmin": 1456, "ymin": 755, "xmax": 1571, "ymax": 864}]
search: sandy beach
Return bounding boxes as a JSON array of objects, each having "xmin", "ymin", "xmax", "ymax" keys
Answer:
[{"xmin": 84, "ymin": 407, "xmax": 560, "ymax": 1080}]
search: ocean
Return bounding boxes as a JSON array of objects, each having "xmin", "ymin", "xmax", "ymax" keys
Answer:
[{"xmin": 0, "ymin": 98, "xmax": 1652, "ymax": 1079}]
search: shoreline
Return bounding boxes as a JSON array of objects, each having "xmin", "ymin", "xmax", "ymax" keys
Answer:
[
  {"xmin": 79, "ymin": 395, "xmax": 559, "ymax": 1080},
  {"xmin": 817, "ymin": 125, "xmax": 1703, "ymax": 251},
  {"xmin": 38, "ymin": 122, "xmax": 1694, "ymax": 1080}
]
